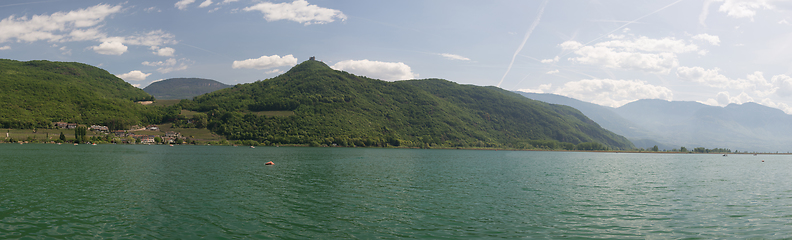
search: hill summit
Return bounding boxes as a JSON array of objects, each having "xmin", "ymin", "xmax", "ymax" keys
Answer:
[
  {"xmin": 180, "ymin": 60, "xmax": 634, "ymax": 149},
  {"xmin": 144, "ymin": 78, "xmax": 231, "ymax": 100}
]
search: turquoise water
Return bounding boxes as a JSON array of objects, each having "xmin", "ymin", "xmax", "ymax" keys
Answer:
[{"xmin": 1, "ymin": 144, "xmax": 791, "ymax": 238}]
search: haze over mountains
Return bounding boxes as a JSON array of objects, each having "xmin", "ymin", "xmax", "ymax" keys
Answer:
[
  {"xmin": 143, "ymin": 78, "xmax": 232, "ymax": 100},
  {"xmin": 518, "ymin": 92, "xmax": 792, "ymax": 153}
]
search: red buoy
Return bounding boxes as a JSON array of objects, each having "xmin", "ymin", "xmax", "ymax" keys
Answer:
[{"xmin": 265, "ymin": 161, "xmax": 274, "ymax": 165}]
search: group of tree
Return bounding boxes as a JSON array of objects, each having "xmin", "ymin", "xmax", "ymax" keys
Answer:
[{"xmin": 1, "ymin": 59, "xmax": 636, "ymax": 150}]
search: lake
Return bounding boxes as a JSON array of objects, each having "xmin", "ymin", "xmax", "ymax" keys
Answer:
[{"xmin": 1, "ymin": 144, "xmax": 790, "ymax": 238}]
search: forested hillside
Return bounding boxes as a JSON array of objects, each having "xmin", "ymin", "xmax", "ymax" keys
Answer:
[
  {"xmin": 181, "ymin": 60, "xmax": 634, "ymax": 149},
  {"xmin": 144, "ymin": 78, "xmax": 231, "ymax": 99},
  {"xmin": 0, "ymin": 59, "xmax": 172, "ymax": 129}
]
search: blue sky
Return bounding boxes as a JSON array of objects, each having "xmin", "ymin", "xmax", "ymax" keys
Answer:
[{"xmin": 2, "ymin": 0, "xmax": 792, "ymax": 113}]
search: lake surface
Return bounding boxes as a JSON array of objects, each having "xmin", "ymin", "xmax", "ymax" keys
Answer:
[{"xmin": 1, "ymin": 144, "xmax": 791, "ymax": 238}]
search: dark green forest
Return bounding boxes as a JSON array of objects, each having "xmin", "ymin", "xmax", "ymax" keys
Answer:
[
  {"xmin": 180, "ymin": 60, "xmax": 633, "ymax": 150},
  {"xmin": 0, "ymin": 59, "xmax": 178, "ymax": 129},
  {"xmin": 1, "ymin": 59, "xmax": 634, "ymax": 150},
  {"xmin": 143, "ymin": 78, "xmax": 231, "ymax": 100}
]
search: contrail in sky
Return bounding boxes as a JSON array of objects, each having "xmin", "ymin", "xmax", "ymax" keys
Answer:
[{"xmin": 497, "ymin": 0, "xmax": 549, "ymax": 87}]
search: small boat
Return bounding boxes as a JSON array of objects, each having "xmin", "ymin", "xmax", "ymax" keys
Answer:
[
  {"xmin": 169, "ymin": 144, "xmax": 174, "ymax": 147},
  {"xmin": 722, "ymin": 154, "xmax": 727, "ymax": 156},
  {"xmin": 265, "ymin": 161, "xmax": 274, "ymax": 165},
  {"xmin": 250, "ymin": 146, "xmax": 255, "ymax": 149}
]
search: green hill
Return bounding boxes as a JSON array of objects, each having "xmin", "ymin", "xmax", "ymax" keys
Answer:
[
  {"xmin": 0, "ymin": 59, "xmax": 168, "ymax": 129},
  {"xmin": 181, "ymin": 60, "xmax": 634, "ymax": 149},
  {"xmin": 144, "ymin": 78, "xmax": 232, "ymax": 100}
]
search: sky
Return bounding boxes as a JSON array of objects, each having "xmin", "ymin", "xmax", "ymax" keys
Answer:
[{"xmin": 2, "ymin": 0, "xmax": 792, "ymax": 113}]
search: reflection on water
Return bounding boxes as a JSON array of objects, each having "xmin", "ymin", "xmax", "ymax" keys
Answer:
[{"xmin": 1, "ymin": 145, "xmax": 791, "ymax": 238}]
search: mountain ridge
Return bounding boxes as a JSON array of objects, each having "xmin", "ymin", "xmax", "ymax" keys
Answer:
[
  {"xmin": 180, "ymin": 60, "xmax": 634, "ymax": 149},
  {"xmin": 143, "ymin": 78, "xmax": 232, "ymax": 100}
]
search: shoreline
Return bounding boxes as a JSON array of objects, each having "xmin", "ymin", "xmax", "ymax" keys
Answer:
[{"xmin": 2, "ymin": 142, "xmax": 788, "ymax": 155}]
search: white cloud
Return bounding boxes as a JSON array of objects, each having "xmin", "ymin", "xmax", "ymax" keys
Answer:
[
  {"xmin": 553, "ymin": 79, "xmax": 673, "ymax": 107},
  {"xmin": 117, "ymin": 30, "xmax": 177, "ymax": 47},
  {"xmin": 560, "ymin": 41, "xmax": 583, "ymax": 50},
  {"xmin": 0, "ymin": 46, "xmax": 9, "ymax": 50},
  {"xmin": 560, "ymin": 36, "xmax": 698, "ymax": 74},
  {"xmin": 567, "ymin": 45, "xmax": 679, "ymax": 74},
  {"xmin": 781, "ymin": 19, "xmax": 791, "ymax": 25},
  {"xmin": 692, "ymin": 33, "xmax": 720, "ymax": 46},
  {"xmin": 149, "ymin": 79, "xmax": 165, "ymax": 85},
  {"xmin": 0, "ymin": 4, "xmax": 122, "ymax": 43},
  {"xmin": 222, "ymin": 0, "xmax": 239, "ymax": 4},
  {"xmin": 712, "ymin": 91, "xmax": 754, "ymax": 106},
  {"xmin": 440, "ymin": 53, "xmax": 470, "ymax": 61},
  {"xmin": 331, "ymin": 59, "xmax": 418, "ymax": 81},
  {"xmin": 677, "ymin": 67, "xmax": 792, "ymax": 97},
  {"xmin": 265, "ymin": 69, "xmax": 284, "ymax": 74},
  {"xmin": 608, "ymin": 34, "xmax": 625, "ymax": 39},
  {"xmin": 546, "ymin": 69, "xmax": 559, "ymax": 74},
  {"xmin": 175, "ymin": 0, "xmax": 196, "ymax": 10},
  {"xmin": 540, "ymin": 56, "xmax": 559, "ymax": 63},
  {"xmin": 718, "ymin": 0, "xmax": 774, "ymax": 20},
  {"xmin": 232, "ymin": 54, "xmax": 298, "ymax": 70},
  {"xmin": 152, "ymin": 46, "xmax": 175, "ymax": 57},
  {"xmin": 517, "ymin": 84, "xmax": 552, "ymax": 94},
  {"xmin": 773, "ymin": 74, "xmax": 792, "ymax": 97},
  {"xmin": 142, "ymin": 58, "xmax": 191, "ymax": 73},
  {"xmin": 92, "ymin": 41, "xmax": 127, "ymax": 55},
  {"xmin": 199, "ymin": 0, "xmax": 213, "ymax": 8},
  {"xmin": 116, "ymin": 70, "xmax": 151, "ymax": 81},
  {"xmin": 131, "ymin": 84, "xmax": 141, "ymax": 88},
  {"xmin": 243, "ymin": 0, "xmax": 347, "ymax": 25},
  {"xmin": 144, "ymin": 7, "xmax": 161, "ymax": 13},
  {"xmin": 760, "ymin": 98, "xmax": 792, "ymax": 114}
]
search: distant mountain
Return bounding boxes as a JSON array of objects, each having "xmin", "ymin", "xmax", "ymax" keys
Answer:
[
  {"xmin": 179, "ymin": 60, "xmax": 634, "ymax": 149},
  {"xmin": 144, "ymin": 78, "xmax": 231, "ymax": 100},
  {"xmin": 0, "ymin": 59, "xmax": 159, "ymax": 129},
  {"xmin": 517, "ymin": 92, "xmax": 792, "ymax": 152},
  {"xmin": 614, "ymin": 100, "xmax": 792, "ymax": 152}
]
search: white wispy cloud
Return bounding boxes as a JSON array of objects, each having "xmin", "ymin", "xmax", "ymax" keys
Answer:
[
  {"xmin": 142, "ymin": 58, "xmax": 191, "ymax": 73},
  {"xmin": 546, "ymin": 69, "xmax": 559, "ymax": 74},
  {"xmin": 692, "ymin": 33, "xmax": 720, "ymax": 46},
  {"xmin": 175, "ymin": 0, "xmax": 196, "ymax": 10},
  {"xmin": 331, "ymin": 59, "xmax": 418, "ymax": 81},
  {"xmin": 116, "ymin": 70, "xmax": 151, "ymax": 81},
  {"xmin": 243, "ymin": 0, "xmax": 347, "ymax": 25},
  {"xmin": 232, "ymin": 54, "xmax": 298, "ymax": 70},
  {"xmin": 439, "ymin": 53, "xmax": 470, "ymax": 61},
  {"xmin": 553, "ymin": 79, "xmax": 673, "ymax": 107},
  {"xmin": 152, "ymin": 46, "xmax": 175, "ymax": 57},
  {"xmin": 92, "ymin": 41, "xmax": 127, "ymax": 55},
  {"xmin": 717, "ymin": 0, "xmax": 774, "ymax": 20},
  {"xmin": 0, "ymin": 4, "xmax": 122, "ymax": 43},
  {"xmin": 561, "ymin": 36, "xmax": 698, "ymax": 74},
  {"xmin": 540, "ymin": 56, "xmax": 559, "ymax": 63},
  {"xmin": 199, "ymin": 0, "xmax": 213, "ymax": 8},
  {"xmin": 0, "ymin": 46, "xmax": 9, "ymax": 50},
  {"xmin": 677, "ymin": 66, "xmax": 792, "ymax": 97}
]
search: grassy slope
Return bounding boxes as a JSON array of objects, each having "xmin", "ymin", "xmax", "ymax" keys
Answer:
[
  {"xmin": 0, "ymin": 59, "xmax": 161, "ymax": 128},
  {"xmin": 185, "ymin": 60, "xmax": 634, "ymax": 149}
]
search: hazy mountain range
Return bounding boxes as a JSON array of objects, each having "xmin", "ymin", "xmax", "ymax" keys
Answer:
[
  {"xmin": 518, "ymin": 92, "xmax": 792, "ymax": 152},
  {"xmin": 143, "ymin": 78, "xmax": 232, "ymax": 100}
]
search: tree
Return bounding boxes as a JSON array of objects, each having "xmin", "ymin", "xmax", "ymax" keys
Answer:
[
  {"xmin": 59, "ymin": 132, "xmax": 66, "ymax": 141},
  {"xmin": 155, "ymin": 136, "xmax": 162, "ymax": 144},
  {"xmin": 652, "ymin": 145, "xmax": 659, "ymax": 152},
  {"xmin": 74, "ymin": 126, "xmax": 87, "ymax": 143},
  {"xmin": 680, "ymin": 146, "xmax": 688, "ymax": 152}
]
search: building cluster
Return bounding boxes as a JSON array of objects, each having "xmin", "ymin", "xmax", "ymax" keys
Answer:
[{"xmin": 53, "ymin": 122, "xmax": 185, "ymax": 144}]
